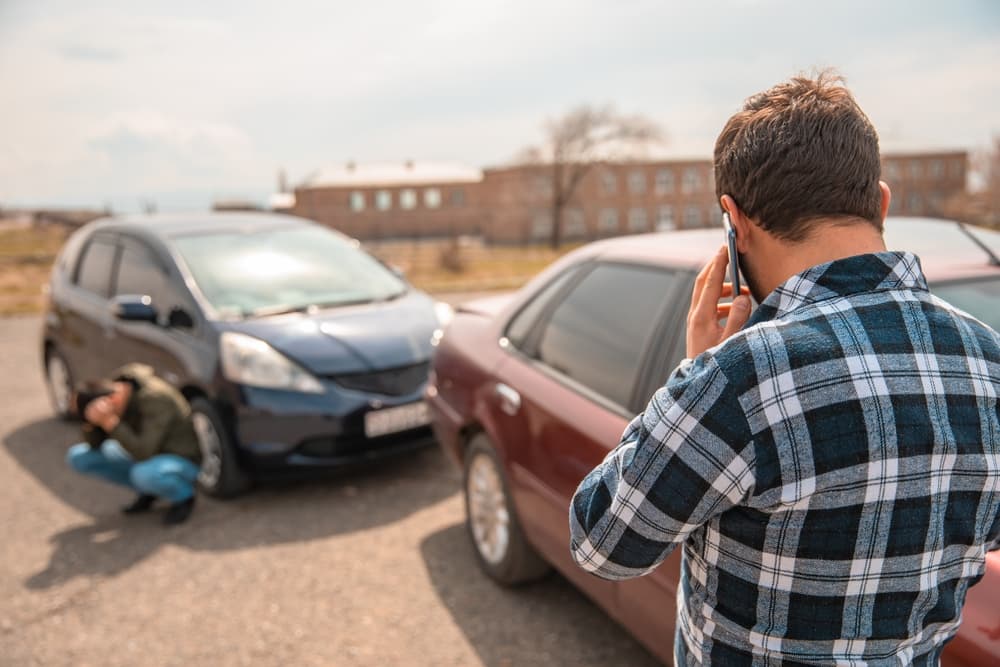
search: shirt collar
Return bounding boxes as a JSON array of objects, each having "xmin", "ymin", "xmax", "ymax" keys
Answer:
[{"xmin": 745, "ymin": 251, "xmax": 928, "ymax": 325}]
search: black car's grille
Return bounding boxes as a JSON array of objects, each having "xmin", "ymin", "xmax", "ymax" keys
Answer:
[{"xmin": 329, "ymin": 361, "xmax": 430, "ymax": 397}]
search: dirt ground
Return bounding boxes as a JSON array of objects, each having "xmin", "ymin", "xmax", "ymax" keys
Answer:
[{"xmin": 0, "ymin": 314, "xmax": 659, "ymax": 666}]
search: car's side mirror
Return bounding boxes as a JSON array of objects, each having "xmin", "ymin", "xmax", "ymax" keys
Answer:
[
  {"xmin": 111, "ymin": 295, "xmax": 158, "ymax": 323},
  {"xmin": 166, "ymin": 306, "xmax": 195, "ymax": 329}
]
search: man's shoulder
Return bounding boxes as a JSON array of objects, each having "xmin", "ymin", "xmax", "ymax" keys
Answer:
[
  {"xmin": 707, "ymin": 315, "xmax": 829, "ymax": 390},
  {"xmin": 135, "ymin": 376, "xmax": 189, "ymax": 414}
]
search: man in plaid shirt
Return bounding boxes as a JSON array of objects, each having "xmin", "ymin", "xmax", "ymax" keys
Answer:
[{"xmin": 570, "ymin": 72, "xmax": 1000, "ymax": 665}]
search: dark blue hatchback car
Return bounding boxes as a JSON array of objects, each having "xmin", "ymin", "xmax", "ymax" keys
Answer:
[{"xmin": 41, "ymin": 212, "xmax": 451, "ymax": 496}]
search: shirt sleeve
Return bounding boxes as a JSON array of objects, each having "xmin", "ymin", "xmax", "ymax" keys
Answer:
[
  {"xmin": 569, "ymin": 353, "xmax": 756, "ymax": 580},
  {"xmin": 109, "ymin": 394, "xmax": 176, "ymax": 461}
]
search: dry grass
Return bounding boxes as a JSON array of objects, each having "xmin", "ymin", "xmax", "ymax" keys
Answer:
[
  {"xmin": 0, "ymin": 224, "xmax": 573, "ymax": 316},
  {"xmin": 0, "ymin": 224, "xmax": 69, "ymax": 316},
  {"xmin": 367, "ymin": 238, "xmax": 574, "ymax": 293}
]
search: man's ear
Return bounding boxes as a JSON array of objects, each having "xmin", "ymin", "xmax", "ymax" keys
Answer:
[
  {"xmin": 720, "ymin": 194, "xmax": 752, "ymax": 253},
  {"xmin": 878, "ymin": 181, "xmax": 891, "ymax": 222}
]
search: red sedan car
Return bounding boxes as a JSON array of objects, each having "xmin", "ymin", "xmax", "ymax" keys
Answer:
[{"xmin": 426, "ymin": 218, "xmax": 1000, "ymax": 665}]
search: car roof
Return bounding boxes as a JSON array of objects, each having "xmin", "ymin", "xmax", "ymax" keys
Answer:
[
  {"xmin": 584, "ymin": 217, "xmax": 1000, "ymax": 283},
  {"xmin": 84, "ymin": 211, "xmax": 325, "ymax": 240}
]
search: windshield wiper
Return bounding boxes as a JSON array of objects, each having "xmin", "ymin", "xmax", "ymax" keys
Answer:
[{"xmin": 246, "ymin": 298, "xmax": 379, "ymax": 318}]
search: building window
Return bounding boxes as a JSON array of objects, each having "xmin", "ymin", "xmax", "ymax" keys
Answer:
[
  {"xmin": 929, "ymin": 160, "xmax": 944, "ymax": 179},
  {"xmin": 349, "ymin": 191, "xmax": 365, "ymax": 212},
  {"xmin": 601, "ymin": 170, "xmax": 617, "ymax": 195},
  {"xmin": 424, "ymin": 188, "xmax": 442, "ymax": 209},
  {"xmin": 564, "ymin": 209, "xmax": 586, "ymax": 239},
  {"xmin": 908, "ymin": 160, "xmax": 922, "ymax": 179},
  {"xmin": 400, "ymin": 189, "xmax": 417, "ymax": 210},
  {"xmin": 928, "ymin": 191, "xmax": 944, "ymax": 214},
  {"xmin": 531, "ymin": 212, "xmax": 553, "ymax": 240},
  {"xmin": 599, "ymin": 209, "xmax": 619, "ymax": 234},
  {"xmin": 375, "ymin": 190, "xmax": 392, "ymax": 211},
  {"xmin": 908, "ymin": 193, "xmax": 922, "ymax": 213},
  {"xmin": 656, "ymin": 206, "xmax": 675, "ymax": 231},
  {"xmin": 684, "ymin": 206, "xmax": 701, "ymax": 227},
  {"xmin": 682, "ymin": 167, "xmax": 701, "ymax": 194},
  {"xmin": 655, "ymin": 169, "xmax": 674, "ymax": 195},
  {"xmin": 883, "ymin": 161, "xmax": 900, "ymax": 180},
  {"xmin": 628, "ymin": 208, "xmax": 648, "ymax": 232},
  {"xmin": 628, "ymin": 170, "xmax": 646, "ymax": 195},
  {"xmin": 450, "ymin": 188, "xmax": 466, "ymax": 207}
]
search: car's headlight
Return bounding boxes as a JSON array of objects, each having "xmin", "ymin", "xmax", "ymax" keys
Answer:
[
  {"xmin": 219, "ymin": 332, "xmax": 324, "ymax": 393},
  {"xmin": 434, "ymin": 301, "xmax": 455, "ymax": 327}
]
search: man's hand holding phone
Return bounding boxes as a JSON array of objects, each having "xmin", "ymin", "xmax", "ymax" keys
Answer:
[{"xmin": 686, "ymin": 245, "xmax": 751, "ymax": 359}]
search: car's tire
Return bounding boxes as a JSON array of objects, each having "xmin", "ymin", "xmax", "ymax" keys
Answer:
[
  {"xmin": 44, "ymin": 346, "xmax": 75, "ymax": 420},
  {"xmin": 190, "ymin": 397, "xmax": 251, "ymax": 498},
  {"xmin": 463, "ymin": 433, "xmax": 551, "ymax": 586}
]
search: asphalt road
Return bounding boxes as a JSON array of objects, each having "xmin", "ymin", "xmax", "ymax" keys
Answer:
[{"xmin": 0, "ymin": 314, "xmax": 658, "ymax": 667}]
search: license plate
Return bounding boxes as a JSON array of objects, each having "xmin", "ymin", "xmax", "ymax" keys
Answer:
[{"xmin": 364, "ymin": 401, "xmax": 430, "ymax": 438}]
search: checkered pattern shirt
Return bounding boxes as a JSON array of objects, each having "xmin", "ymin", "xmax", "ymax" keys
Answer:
[{"xmin": 570, "ymin": 252, "xmax": 1000, "ymax": 666}]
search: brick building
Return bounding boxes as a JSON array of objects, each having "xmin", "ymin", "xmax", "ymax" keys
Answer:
[
  {"xmin": 881, "ymin": 151, "xmax": 967, "ymax": 217},
  {"xmin": 292, "ymin": 162, "xmax": 484, "ymax": 241},
  {"xmin": 291, "ymin": 151, "xmax": 968, "ymax": 244}
]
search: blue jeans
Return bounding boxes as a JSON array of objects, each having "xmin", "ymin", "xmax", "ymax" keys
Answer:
[{"xmin": 67, "ymin": 440, "xmax": 200, "ymax": 503}]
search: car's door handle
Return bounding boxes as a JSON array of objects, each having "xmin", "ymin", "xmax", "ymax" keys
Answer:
[{"xmin": 496, "ymin": 383, "xmax": 521, "ymax": 416}]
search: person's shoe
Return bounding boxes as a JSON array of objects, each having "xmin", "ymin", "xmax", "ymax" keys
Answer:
[
  {"xmin": 163, "ymin": 495, "xmax": 196, "ymax": 526},
  {"xmin": 121, "ymin": 494, "xmax": 156, "ymax": 514}
]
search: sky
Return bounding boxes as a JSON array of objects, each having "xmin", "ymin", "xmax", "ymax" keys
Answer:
[{"xmin": 1, "ymin": 0, "xmax": 998, "ymax": 212}]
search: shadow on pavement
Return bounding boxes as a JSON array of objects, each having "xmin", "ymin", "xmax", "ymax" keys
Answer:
[
  {"xmin": 420, "ymin": 523, "xmax": 658, "ymax": 667},
  {"xmin": 6, "ymin": 416, "xmax": 458, "ymax": 590}
]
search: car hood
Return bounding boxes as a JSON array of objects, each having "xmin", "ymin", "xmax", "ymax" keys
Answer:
[{"xmin": 220, "ymin": 290, "xmax": 438, "ymax": 375}]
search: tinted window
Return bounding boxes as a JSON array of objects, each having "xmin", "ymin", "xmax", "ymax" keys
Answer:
[
  {"xmin": 506, "ymin": 265, "xmax": 581, "ymax": 350},
  {"xmin": 932, "ymin": 278, "xmax": 1000, "ymax": 332},
  {"xmin": 75, "ymin": 238, "xmax": 117, "ymax": 297},
  {"xmin": 114, "ymin": 240, "xmax": 183, "ymax": 313},
  {"xmin": 537, "ymin": 263, "xmax": 677, "ymax": 408}
]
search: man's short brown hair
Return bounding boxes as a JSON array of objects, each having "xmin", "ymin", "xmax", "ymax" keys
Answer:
[{"xmin": 714, "ymin": 70, "xmax": 883, "ymax": 242}]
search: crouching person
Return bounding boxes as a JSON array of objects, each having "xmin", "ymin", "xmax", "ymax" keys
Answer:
[{"xmin": 66, "ymin": 363, "xmax": 202, "ymax": 525}]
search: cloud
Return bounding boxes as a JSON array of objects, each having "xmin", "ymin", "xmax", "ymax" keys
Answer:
[
  {"xmin": 84, "ymin": 112, "xmax": 260, "ymax": 190},
  {"xmin": 57, "ymin": 44, "xmax": 123, "ymax": 62}
]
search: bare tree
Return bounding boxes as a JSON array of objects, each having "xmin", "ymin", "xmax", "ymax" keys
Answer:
[{"xmin": 516, "ymin": 104, "xmax": 665, "ymax": 248}]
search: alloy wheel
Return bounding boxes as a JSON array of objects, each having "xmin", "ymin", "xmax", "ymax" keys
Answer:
[
  {"xmin": 46, "ymin": 354, "xmax": 72, "ymax": 415},
  {"xmin": 466, "ymin": 452, "xmax": 511, "ymax": 565},
  {"xmin": 192, "ymin": 412, "xmax": 223, "ymax": 489}
]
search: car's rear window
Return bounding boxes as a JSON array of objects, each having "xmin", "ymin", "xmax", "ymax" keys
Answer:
[
  {"xmin": 172, "ymin": 226, "xmax": 406, "ymax": 318},
  {"xmin": 932, "ymin": 277, "xmax": 1000, "ymax": 332}
]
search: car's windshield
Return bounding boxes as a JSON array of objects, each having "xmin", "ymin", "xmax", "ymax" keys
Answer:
[
  {"xmin": 172, "ymin": 225, "xmax": 406, "ymax": 318},
  {"xmin": 932, "ymin": 277, "xmax": 1000, "ymax": 332}
]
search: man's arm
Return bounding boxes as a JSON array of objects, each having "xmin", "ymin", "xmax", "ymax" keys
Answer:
[
  {"xmin": 108, "ymin": 395, "xmax": 177, "ymax": 461},
  {"xmin": 569, "ymin": 353, "xmax": 756, "ymax": 580}
]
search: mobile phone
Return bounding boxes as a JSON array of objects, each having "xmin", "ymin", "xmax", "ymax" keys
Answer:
[{"xmin": 722, "ymin": 212, "xmax": 741, "ymax": 296}]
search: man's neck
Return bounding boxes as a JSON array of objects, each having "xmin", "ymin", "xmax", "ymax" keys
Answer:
[{"xmin": 751, "ymin": 221, "xmax": 887, "ymax": 300}]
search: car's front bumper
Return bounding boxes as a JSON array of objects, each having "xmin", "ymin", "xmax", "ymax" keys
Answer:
[
  {"xmin": 424, "ymin": 381, "xmax": 465, "ymax": 470},
  {"xmin": 225, "ymin": 381, "xmax": 435, "ymax": 474}
]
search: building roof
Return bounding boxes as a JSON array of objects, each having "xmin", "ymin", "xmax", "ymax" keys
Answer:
[{"xmin": 300, "ymin": 161, "xmax": 483, "ymax": 189}]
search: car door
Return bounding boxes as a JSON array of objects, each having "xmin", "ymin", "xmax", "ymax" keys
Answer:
[
  {"xmin": 62, "ymin": 233, "xmax": 120, "ymax": 382},
  {"xmin": 106, "ymin": 235, "xmax": 201, "ymax": 386},
  {"xmin": 614, "ymin": 268, "xmax": 695, "ymax": 658},
  {"xmin": 492, "ymin": 261, "xmax": 687, "ymax": 617}
]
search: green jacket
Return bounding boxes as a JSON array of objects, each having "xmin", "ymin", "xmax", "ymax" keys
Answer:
[{"xmin": 84, "ymin": 364, "xmax": 202, "ymax": 464}]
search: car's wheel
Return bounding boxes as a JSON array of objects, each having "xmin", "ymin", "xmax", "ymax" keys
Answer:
[
  {"xmin": 463, "ymin": 433, "xmax": 550, "ymax": 585},
  {"xmin": 190, "ymin": 397, "xmax": 251, "ymax": 498},
  {"xmin": 44, "ymin": 347, "xmax": 75, "ymax": 420}
]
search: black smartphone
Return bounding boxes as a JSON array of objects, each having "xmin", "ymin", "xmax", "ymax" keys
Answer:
[{"xmin": 722, "ymin": 212, "xmax": 741, "ymax": 296}]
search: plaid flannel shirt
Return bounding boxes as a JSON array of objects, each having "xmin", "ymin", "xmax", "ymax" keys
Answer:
[{"xmin": 570, "ymin": 252, "xmax": 1000, "ymax": 666}]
